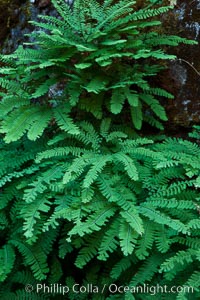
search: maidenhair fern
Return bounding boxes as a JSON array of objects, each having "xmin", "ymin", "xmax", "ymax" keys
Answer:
[
  {"xmin": 0, "ymin": 123, "xmax": 199, "ymax": 298},
  {"xmin": 0, "ymin": 0, "xmax": 199, "ymax": 299},
  {"xmin": 0, "ymin": 0, "xmax": 197, "ymax": 142}
]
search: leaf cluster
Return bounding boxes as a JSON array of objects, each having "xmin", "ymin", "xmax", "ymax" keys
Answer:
[
  {"xmin": 0, "ymin": 0, "xmax": 196, "ymax": 140},
  {"xmin": 0, "ymin": 0, "xmax": 199, "ymax": 299}
]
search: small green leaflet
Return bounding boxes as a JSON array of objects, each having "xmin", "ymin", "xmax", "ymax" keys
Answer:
[
  {"xmin": 119, "ymin": 220, "xmax": 138, "ymax": 256},
  {"xmin": 125, "ymin": 88, "xmax": 139, "ymax": 107},
  {"xmin": 130, "ymin": 103, "xmax": 142, "ymax": 130},
  {"xmin": 110, "ymin": 89, "xmax": 125, "ymax": 114},
  {"xmin": 101, "ymin": 39, "xmax": 127, "ymax": 46},
  {"xmin": 120, "ymin": 209, "xmax": 144, "ymax": 235},
  {"xmin": 75, "ymin": 63, "xmax": 92, "ymax": 69},
  {"xmin": 75, "ymin": 44, "xmax": 97, "ymax": 52}
]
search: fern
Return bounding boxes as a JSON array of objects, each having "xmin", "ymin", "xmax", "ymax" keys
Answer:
[
  {"xmin": 75, "ymin": 234, "xmax": 102, "ymax": 268},
  {"xmin": 0, "ymin": 244, "xmax": 15, "ymax": 281},
  {"xmin": 10, "ymin": 238, "xmax": 49, "ymax": 280},
  {"xmin": 0, "ymin": 106, "xmax": 52, "ymax": 142},
  {"xmin": 119, "ymin": 220, "xmax": 138, "ymax": 256},
  {"xmin": 0, "ymin": 0, "xmax": 199, "ymax": 298},
  {"xmin": 97, "ymin": 218, "xmax": 119, "ymax": 261},
  {"xmin": 135, "ymin": 219, "xmax": 156, "ymax": 259},
  {"xmin": 53, "ymin": 105, "xmax": 80, "ymax": 135},
  {"xmin": 0, "ymin": 0, "xmax": 197, "ymax": 142},
  {"xmin": 130, "ymin": 253, "xmax": 164, "ymax": 285},
  {"xmin": 159, "ymin": 249, "xmax": 196, "ymax": 273},
  {"xmin": 110, "ymin": 256, "xmax": 137, "ymax": 280}
]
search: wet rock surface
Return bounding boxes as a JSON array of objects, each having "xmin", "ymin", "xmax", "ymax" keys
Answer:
[
  {"xmin": 1, "ymin": 0, "xmax": 57, "ymax": 53},
  {"xmin": 0, "ymin": 0, "xmax": 199, "ymax": 131},
  {"xmin": 0, "ymin": 0, "xmax": 24, "ymax": 47},
  {"xmin": 161, "ymin": 0, "xmax": 200, "ymax": 131}
]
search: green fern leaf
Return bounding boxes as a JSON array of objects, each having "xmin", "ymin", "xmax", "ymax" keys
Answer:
[
  {"xmin": 130, "ymin": 253, "xmax": 163, "ymax": 285},
  {"xmin": 135, "ymin": 219, "xmax": 155, "ymax": 259},
  {"xmin": 81, "ymin": 187, "xmax": 95, "ymax": 203},
  {"xmin": 110, "ymin": 89, "xmax": 126, "ymax": 114},
  {"xmin": 10, "ymin": 239, "xmax": 49, "ymax": 280},
  {"xmin": 159, "ymin": 249, "xmax": 194, "ymax": 273},
  {"xmin": 27, "ymin": 109, "xmax": 52, "ymax": 141},
  {"xmin": 75, "ymin": 234, "xmax": 102, "ymax": 268},
  {"xmin": 32, "ymin": 78, "xmax": 57, "ymax": 98},
  {"xmin": 120, "ymin": 209, "xmax": 144, "ymax": 235},
  {"xmin": 130, "ymin": 103, "xmax": 142, "ymax": 130},
  {"xmin": 83, "ymin": 155, "xmax": 112, "ymax": 188},
  {"xmin": 140, "ymin": 94, "xmax": 167, "ymax": 121},
  {"xmin": 98, "ymin": 219, "xmax": 119, "ymax": 261},
  {"xmin": 84, "ymin": 76, "xmax": 107, "ymax": 94},
  {"xmin": 0, "ymin": 106, "xmax": 51, "ymax": 143},
  {"xmin": 125, "ymin": 88, "xmax": 139, "ymax": 107},
  {"xmin": 0, "ymin": 244, "xmax": 15, "ymax": 281},
  {"xmin": 139, "ymin": 205, "xmax": 189, "ymax": 234},
  {"xmin": 69, "ymin": 205, "xmax": 116, "ymax": 237},
  {"xmin": 186, "ymin": 271, "xmax": 200, "ymax": 291},
  {"xmin": 21, "ymin": 195, "xmax": 51, "ymax": 238},
  {"xmin": 119, "ymin": 220, "xmax": 138, "ymax": 256},
  {"xmin": 114, "ymin": 152, "xmax": 139, "ymax": 180},
  {"xmin": 155, "ymin": 225, "xmax": 170, "ymax": 253},
  {"xmin": 110, "ymin": 256, "xmax": 136, "ymax": 280},
  {"xmin": 53, "ymin": 106, "xmax": 80, "ymax": 134}
]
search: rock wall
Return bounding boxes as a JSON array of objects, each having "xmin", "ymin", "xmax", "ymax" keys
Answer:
[
  {"xmin": 161, "ymin": 0, "xmax": 200, "ymax": 131},
  {"xmin": 0, "ymin": 0, "xmax": 57, "ymax": 53},
  {"xmin": 0, "ymin": 0, "xmax": 23, "ymax": 47}
]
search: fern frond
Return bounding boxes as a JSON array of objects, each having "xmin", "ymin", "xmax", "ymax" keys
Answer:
[
  {"xmin": 139, "ymin": 205, "xmax": 189, "ymax": 234},
  {"xmin": 83, "ymin": 155, "xmax": 112, "ymax": 188},
  {"xmin": 140, "ymin": 94, "xmax": 167, "ymax": 121},
  {"xmin": 10, "ymin": 239, "xmax": 49, "ymax": 280},
  {"xmin": 130, "ymin": 253, "xmax": 163, "ymax": 285},
  {"xmin": 120, "ymin": 208, "xmax": 144, "ymax": 235},
  {"xmin": 135, "ymin": 219, "xmax": 155, "ymax": 259},
  {"xmin": 53, "ymin": 106, "xmax": 80, "ymax": 135},
  {"xmin": 0, "ymin": 106, "xmax": 52, "ymax": 143},
  {"xmin": 130, "ymin": 103, "xmax": 143, "ymax": 130},
  {"xmin": 21, "ymin": 195, "xmax": 52, "ymax": 238},
  {"xmin": 186, "ymin": 271, "xmax": 200, "ymax": 291},
  {"xmin": 155, "ymin": 225, "xmax": 170, "ymax": 253},
  {"xmin": 0, "ymin": 244, "xmax": 15, "ymax": 282},
  {"xmin": 110, "ymin": 256, "xmax": 137, "ymax": 280},
  {"xmin": 68, "ymin": 205, "xmax": 117, "ymax": 237},
  {"xmin": 159, "ymin": 249, "xmax": 195, "ymax": 272},
  {"xmin": 114, "ymin": 152, "xmax": 139, "ymax": 181},
  {"xmin": 110, "ymin": 89, "xmax": 125, "ymax": 114},
  {"xmin": 97, "ymin": 218, "xmax": 119, "ymax": 261},
  {"xmin": 75, "ymin": 233, "xmax": 102, "ymax": 268},
  {"xmin": 119, "ymin": 220, "xmax": 138, "ymax": 256}
]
